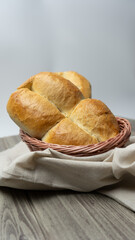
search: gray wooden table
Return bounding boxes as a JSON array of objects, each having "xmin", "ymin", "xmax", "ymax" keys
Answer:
[{"xmin": 0, "ymin": 119, "xmax": 135, "ymax": 240}]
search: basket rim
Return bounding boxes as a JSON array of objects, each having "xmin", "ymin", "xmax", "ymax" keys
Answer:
[{"xmin": 20, "ymin": 117, "xmax": 131, "ymax": 153}]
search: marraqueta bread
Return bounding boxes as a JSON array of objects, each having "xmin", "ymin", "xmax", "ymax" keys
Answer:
[{"xmin": 7, "ymin": 71, "xmax": 119, "ymax": 145}]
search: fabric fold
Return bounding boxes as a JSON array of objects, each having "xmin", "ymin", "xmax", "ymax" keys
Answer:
[{"xmin": 0, "ymin": 137, "xmax": 135, "ymax": 211}]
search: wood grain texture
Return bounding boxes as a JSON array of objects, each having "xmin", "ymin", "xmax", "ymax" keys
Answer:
[
  {"xmin": 0, "ymin": 118, "xmax": 135, "ymax": 240},
  {"xmin": 0, "ymin": 188, "xmax": 47, "ymax": 240},
  {"xmin": 25, "ymin": 190, "xmax": 135, "ymax": 240}
]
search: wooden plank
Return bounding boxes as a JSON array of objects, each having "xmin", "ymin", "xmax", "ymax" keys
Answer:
[
  {"xmin": 0, "ymin": 188, "xmax": 47, "ymax": 240},
  {"xmin": 0, "ymin": 136, "xmax": 47, "ymax": 239},
  {"xmin": 25, "ymin": 190, "xmax": 135, "ymax": 240}
]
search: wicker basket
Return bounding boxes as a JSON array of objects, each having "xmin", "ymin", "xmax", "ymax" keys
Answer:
[{"xmin": 20, "ymin": 117, "xmax": 131, "ymax": 157}]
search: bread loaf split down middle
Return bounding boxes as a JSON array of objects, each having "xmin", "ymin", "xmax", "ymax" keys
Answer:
[{"xmin": 7, "ymin": 71, "xmax": 119, "ymax": 145}]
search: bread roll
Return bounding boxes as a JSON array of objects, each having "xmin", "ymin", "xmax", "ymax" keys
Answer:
[
  {"xmin": 42, "ymin": 118, "xmax": 98, "ymax": 145},
  {"xmin": 7, "ymin": 71, "xmax": 119, "ymax": 145},
  {"xmin": 7, "ymin": 88, "xmax": 64, "ymax": 139},
  {"xmin": 18, "ymin": 72, "xmax": 84, "ymax": 117},
  {"xmin": 69, "ymin": 99, "xmax": 119, "ymax": 142},
  {"xmin": 55, "ymin": 71, "xmax": 91, "ymax": 98}
]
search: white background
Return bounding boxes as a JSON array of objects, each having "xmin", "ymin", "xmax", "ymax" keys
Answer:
[{"xmin": 0, "ymin": 0, "xmax": 135, "ymax": 137}]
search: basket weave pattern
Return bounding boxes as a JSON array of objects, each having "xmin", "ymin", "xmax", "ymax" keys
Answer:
[{"xmin": 20, "ymin": 117, "xmax": 131, "ymax": 157}]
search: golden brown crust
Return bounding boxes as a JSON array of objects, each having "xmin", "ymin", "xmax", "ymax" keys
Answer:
[
  {"xmin": 7, "ymin": 71, "xmax": 119, "ymax": 145},
  {"xmin": 31, "ymin": 72, "xmax": 84, "ymax": 116},
  {"xmin": 42, "ymin": 118, "xmax": 98, "ymax": 145},
  {"xmin": 55, "ymin": 71, "xmax": 91, "ymax": 98},
  {"xmin": 70, "ymin": 99, "xmax": 119, "ymax": 142},
  {"xmin": 18, "ymin": 72, "xmax": 84, "ymax": 117},
  {"xmin": 7, "ymin": 88, "xmax": 64, "ymax": 139}
]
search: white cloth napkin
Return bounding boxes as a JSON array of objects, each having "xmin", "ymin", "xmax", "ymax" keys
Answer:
[{"xmin": 0, "ymin": 137, "xmax": 135, "ymax": 211}]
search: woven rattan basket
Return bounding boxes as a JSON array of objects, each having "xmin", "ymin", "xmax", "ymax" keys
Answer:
[{"xmin": 20, "ymin": 117, "xmax": 131, "ymax": 157}]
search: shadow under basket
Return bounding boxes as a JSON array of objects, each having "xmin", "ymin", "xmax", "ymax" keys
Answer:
[{"xmin": 20, "ymin": 117, "xmax": 131, "ymax": 157}]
